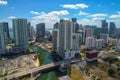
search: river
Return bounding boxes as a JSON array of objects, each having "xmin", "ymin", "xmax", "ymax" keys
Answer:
[
  {"xmin": 36, "ymin": 47, "xmax": 58, "ymax": 80},
  {"xmin": 10, "ymin": 30, "xmax": 58, "ymax": 80}
]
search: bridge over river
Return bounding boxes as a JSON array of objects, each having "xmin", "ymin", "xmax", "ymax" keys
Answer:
[{"xmin": 0, "ymin": 58, "xmax": 81, "ymax": 80}]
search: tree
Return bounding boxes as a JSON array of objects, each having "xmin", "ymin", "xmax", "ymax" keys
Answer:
[{"xmin": 108, "ymin": 69, "xmax": 115, "ymax": 77}]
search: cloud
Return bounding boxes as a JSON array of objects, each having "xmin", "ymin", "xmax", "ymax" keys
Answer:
[
  {"xmin": 109, "ymin": 12, "xmax": 120, "ymax": 19},
  {"xmin": 8, "ymin": 16, "xmax": 16, "ymax": 19},
  {"xmin": 78, "ymin": 11, "xmax": 89, "ymax": 15},
  {"xmin": 109, "ymin": 19, "xmax": 120, "ymax": 28},
  {"xmin": 60, "ymin": 3, "xmax": 88, "ymax": 9},
  {"xmin": 48, "ymin": 10, "xmax": 69, "ymax": 15},
  {"xmin": 109, "ymin": 14, "xmax": 120, "ymax": 19},
  {"xmin": 31, "ymin": 10, "xmax": 69, "ymax": 28},
  {"xmin": 30, "ymin": 11, "xmax": 40, "ymax": 15},
  {"xmin": 78, "ymin": 18, "xmax": 101, "ymax": 27},
  {"xmin": 0, "ymin": 0, "xmax": 7, "ymax": 5},
  {"xmin": 88, "ymin": 13, "xmax": 108, "ymax": 17},
  {"xmin": 92, "ymin": 17, "xmax": 105, "ymax": 21}
]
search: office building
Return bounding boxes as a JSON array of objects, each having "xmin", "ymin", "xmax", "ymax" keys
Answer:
[
  {"xmin": 83, "ymin": 28, "xmax": 94, "ymax": 44},
  {"xmin": 0, "ymin": 23, "xmax": 6, "ymax": 54},
  {"xmin": 85, "ymin": 37, "xmax": 95, "ymax": 49},
  {"xmin": 94, "ymin": 28, "xmax": 101, "ymax": 39},
  {"xmin": 95, "ymin": 39, "xmax": 103, "ymax": 50},
  {"xmin": 114, "ymin": 28, "xmax": 120, "ymax": 39},
  {"xmin": 52, "ymin": 29, "xmax": 59, "ymax": 52},
  {"xmin": 12, "ymin": 18, "xmax": 28, "ymax": 53},
  {"xmin": 72, "ymin": 33, "xmax": 82, "ymax": 53},
  {"xmin": 29, "ymin": 26, "xmax": 35, "ymax": 41},
  {"xmin": 85, "ymin": 28, "xmax": 93, "ymax": 38},
  {"xmin": 71, "ymin": 18, "xmax": 79, "ymax": 33},
  {"xmin": 2, "ymin": 22, "xmax": 10, "ymax": 39},
  {"xmin": 77, "ymin": 30, "xmax": 84, "ymax": 45},
  {"xmin": 54, "ymin": 22, "xmax": 59, "ymax": 29},
  {"xmin": 100, "ymin": 33, "xmax": 109, "ymax": 45},
  {"xmin": 117, "ymin": 39, "xmax": 120, "ymax": 51},
  {"xmin": 27, "ymin": 22, "xmax": 31, "ymax": 40},
  {"xmin": 36, "ymin": 23, "xmax": 45, "ymax": 41},
  {"xmin": 27, "ymin": 22, "xmax": 34, "ymax": 41},
  {"xmin": 86, "ymin": 49, "xmax": 98, "ymax": 63},
  {"xmin": 101, "ymin": 20, "xmax": 108, "ymax": 34},
  {"xmin": 109, "ymin": 22, "xmax": 116, "ymax": 38},
  {"xmin": 72, "ymin": 18, "xmax": 77, "ymax": 23}
]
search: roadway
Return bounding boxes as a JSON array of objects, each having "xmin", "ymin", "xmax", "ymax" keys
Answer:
[{"xmin": 0, "ymin": 59, "xmax": 80, "ymax": 80}]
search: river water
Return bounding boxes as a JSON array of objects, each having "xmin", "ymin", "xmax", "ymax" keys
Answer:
[
  {"xmin": 10, "ymin": 30, "xmax": 57, "ymax": 80},
  {"xmin": 36, "ymin": 48, "xmax": 58, "ymax": 80}
]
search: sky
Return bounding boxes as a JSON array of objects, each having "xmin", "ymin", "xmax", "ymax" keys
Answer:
[{"xmin": 0, "ymin": 0, "xmax": 120, "ymax": 29}]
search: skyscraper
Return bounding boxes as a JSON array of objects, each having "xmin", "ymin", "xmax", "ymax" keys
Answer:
[
  {"xmin": 52, "ymin": 29, "xmax": 59, "ymax": 52},
  {"xmin": 59, "ymin": 20, "xmax": 73, "ymax": 52},
  {"xmin": 117, "ymin": 39, "xmax": 120, "ymax": 51},
  {"xmin": 85, "ymin": 28, "xmax": 93, "ymax": 38},
  {"xmin": 36, "ymin": 23, "xmax": 45, "ymax": 38},
  {"xmin": 12, "ymin": 18, "xmax": 28, "ymax": 53},
  {"xmin": 95, "ymin": 39, "xmax": 103, "ymax": 50},
  {"xmin": 71, "ymin": 18, "xmax": 79, "ymax": 33},
  {"xmin": 29, "ymin": 26, "xmax": 35, "ymax": 41},
  {"xmin": 72, "ymin": 33, "xmax": 82, "ymax": 53},
  {"xmin": 94, "ymin": 28, "xmax": 101, "ymax": 39},
  {"xmin": 101, "ymin": 20, "xmax": 108, "ymax": 34},
  {"xmin": 109, "ymin": 22, "xmax": 116, "ymax": 38},
  {"xmin": 85, "ymin": 37, "xmax": 95, "ymax": 49},
  {"xmin": 100, "ymin": 33, "xmax": 109, "ymax": 45},
  {"xmin": 2, "ymin": 22, "xmax": 10, "ymax": 39},
  {"xmin": 27, "ymin": 22, "xmax": 31, "ymax": 40},
  {"xmin": 72, "ymin": 18, "xmax": 77, "ymax": 23},
  {"xmin": 54, "ymin": 22, "xmax": 59, "ymax": 29},
  {"xmin": 58, "ymin": 20, "xmax": 74, "ymax": 59},
  {"xmin": 84, "ymin": 28, "xmax": 93, "ymax": 44},
  {"xmin": 0, "ymin": 23, "xmax": 6, "ymax": 54}
]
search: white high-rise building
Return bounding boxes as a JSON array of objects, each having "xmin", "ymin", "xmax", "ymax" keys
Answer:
[
  {"xmin": 117, "ymin": 40, "xmax": 120, "ymax": 51},
  {"xmin": 0, "ymin": 23, "xmax": 6, "ymax": 54},
  {"xmin": 52, "ymin": 29, "xmax": 59, "ymax": 52},
  {"xmin": 100, "ymin": 33, "xmax": 109, "ymax": 45},
  {"xmin": 58, "ymin": 20, "xmax": 74, "ymax": 59},
  {"xmin": 85, "ymin": 37, "xmax": 95, "ymax": 48},
  {"xmin": 12, "ymin": 18, "xmax": 28, "ymax": 53},
  {"xmin": 95, "ymin": 39, "xmax": 103, "ymax": 49},
  {"xmin": 85, "ymin": 28, "xmax": 93, "ymax": 38},
  {"xmin": 72, "ymin": 33, "xmax": 82, "ymax": 53},
  {"xmin": 82, "ymin": 28, "xmax": 93, "ymax": 43}
]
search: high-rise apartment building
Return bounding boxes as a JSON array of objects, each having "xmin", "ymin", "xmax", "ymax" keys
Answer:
[
  {"xmin": 52, "ymin": 29, "xmax": 59, "ymax": 52},
  {"xmin": 27, "ymin": 22, "xmax": 31, "ymax": 40},
  {"xmin": 58, "ymin": 20, "xmax": 74, "ymax": 59},
  {"xmin": 85, "ymin": 37, "xmax": 95, "ymax": 49},
  {"xmin": 100, "ymin": 33, "xmax": 109, "ymax": 45},
  {"xmin": 0, "ymin": 23, "xmax": 6, "ymax": 54},
  {"xmin": 95, "ymin": 39, "xmax": 103, "ymax": 50},
  {"xmin": 54, "ymin": 22, "xmax": 59, "ymax": 29},
  {"xmin": 101, "ymin": 20, "xmax": 108, "ymax": 34},
  {"xmin": 36, "ymin": 23, "xmax": 45, "ymax": 41},
  {"xmin": 12, "ymin": 18, "xmax": 28, "ymax": 53},
  {"xmin": 53, "ymin": 19, "xmax": 82, "ymax": 59},
  {"xmin": 71, "ymin": 18, "xmax": 79, "ymax": 33},
  {"xmin": 117, "ymin": 39, "xmax": 120, "ymax": 51},
  {"xmin": 94, "ymin": 28, "xmax": 101, "ymax": 39},
  {"xmin": 109, "ymin": 22, "xmax": 116, "ymax": 38},
  {"xmin": 72, "ymin": 33, "xmax": 82, "ymax": 53},
  {"xmin": 2, "ymin": 22, "xmax": 10, "ymax": 39}
]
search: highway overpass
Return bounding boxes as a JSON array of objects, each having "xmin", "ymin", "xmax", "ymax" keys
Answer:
[{"xmin": 0, "ymin": 58, "xmax": 80, "ymax": 80}]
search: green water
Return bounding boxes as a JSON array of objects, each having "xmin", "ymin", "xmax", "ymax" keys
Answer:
[{"xmin": 36, "ymin": 47, "xmax": 57, "ymax": 80}]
